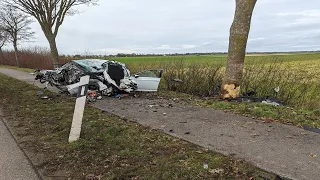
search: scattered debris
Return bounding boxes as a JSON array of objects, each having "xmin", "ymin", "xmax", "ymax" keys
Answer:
[
  {"xmin": 242, "ymin": 90, "xmax": 256, "ymax": 97},
  {"xmin": 173, "ymin": 78, "xmax": 183, "ymax": 83},
  {"xmin": 120, "ymin": 94, "xmax": 129, "ymax": 98},
  {"xmin": 302, "ymin": 125, "xmax": 320, "ymax": 134},
  {"xmin": 261, "ymin": 99, "xmax": 281, "ymax": 106},
  {"xmin": 37, "ymin": 90, "xmax": 44, "ymax": 95},
  {"xmin": 169, "ymin": 129, "xmax": 174, "ymax": 133},
  {"xmin": 96, "ymin": 96, "xmax": 102, "ymax": 100},
  {"xmin": 203, "ymin": 163, "xmax": 208, "ymax": 169},
  {"xmin": 87, "ymin": 90, "xmax": 98, "ymax": 102},
  {"xmin": 184, "ymin": 132, "xmax": 190, "ymax": 135},
  {"xmin": 163, "ymin": 113, "xmax": 167, "ymax": 116},
  {"xmin": 41, "ymin": 96, "xmax": 49, "ymax": 100},
  {"xmin": 209, "ymin": 168, "xmax": 224, "ymax": 174},
  {"xmin": 259, "ymin": 174, "xmax": 283, "ymax": 180},
  {"xmin": 232, "ymin": 95, "xmax": 283, "ymax": 106},
  {"xmin": 309, "ymin": 153, "xmax": 317, "ymax": 158}
]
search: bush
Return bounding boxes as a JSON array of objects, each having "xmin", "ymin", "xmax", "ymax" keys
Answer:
[{"xmin": 1, "ymin": 47, "xmax": 71, "ymax": 69}]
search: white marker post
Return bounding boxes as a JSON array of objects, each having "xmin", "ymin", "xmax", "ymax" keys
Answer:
[{"xmin": 69, "ymin": 75, "xmax": 90, "ymax": 142}]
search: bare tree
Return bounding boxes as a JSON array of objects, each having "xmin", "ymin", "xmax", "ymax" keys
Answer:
[
  {"xmin": 0, "ymin": 26, "xmax": 9, "ymax": 64},
  {"xmin": 0, "ymin": 5, "xmax": 34, "ymax": 67},
  {"xmin": 4, "ymin": 0, "xmax": 97, "ymax": 68},
  {"xmin": 221, "ymin": 0, "xmax": 257, "ymax": 99}
]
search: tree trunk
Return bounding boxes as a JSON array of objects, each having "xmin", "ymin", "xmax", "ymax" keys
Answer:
[
  {"xmin": 47, "ymin": 34, "xmax": 60, "ymax": 69},
  {"xmin": 221, "ymin": 0, "xmax": 257, "ymax": 99},
  {"xmin": 13, "ymin": 42, "xmax": 20, "ymax": 67},
  {"xmin": 0, "ymin": 47, "xmax": 4, "ymax": 64}
]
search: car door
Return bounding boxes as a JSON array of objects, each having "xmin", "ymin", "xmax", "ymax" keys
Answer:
[{"xmin": 131, "ymin": 70, "xmax": 163, "ymax": 92}]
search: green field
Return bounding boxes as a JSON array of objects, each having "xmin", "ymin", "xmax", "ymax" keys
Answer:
[
  {"xmin": 113, "ymin": 53, "xmax": 320, "ymax": 80},
  {"xmin": 113, "ymin": 53, "xmax": 320, "ymax": 64}
]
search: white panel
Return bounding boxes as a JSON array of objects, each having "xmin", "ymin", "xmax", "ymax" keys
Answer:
[
  {"xmin": 134, "ymin": 77, "xmax": 161, "ymax": 91},
  {"xmin": 78, "ymin": 75, "xmax": 90, "ymax": 86},
  {"xmin": 68, "ymin": 96, "xmax": 86, "ymax": 142}
]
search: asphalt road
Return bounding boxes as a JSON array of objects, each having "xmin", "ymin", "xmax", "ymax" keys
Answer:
[
  {"xmin": 0, "ymin": 67, "xmax": 319, "ymax": 180},
  {"xmin": 0, "ymin": 113, "xmax": 40, "ymax": 180}
]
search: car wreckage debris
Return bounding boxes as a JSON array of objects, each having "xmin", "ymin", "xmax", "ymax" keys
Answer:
[{"xmin": 35, "ymin": 59, "xmax": 163, "ymax": 99}]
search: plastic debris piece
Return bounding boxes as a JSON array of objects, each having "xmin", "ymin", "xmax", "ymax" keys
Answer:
[
  {"xmin": 173, "ymin": 78, "xmax": 183, "ymax": 83},
  {"xmin": 179, "ymin": 121, "xmax": 187, "ymax": 124},
  {"xmin": 115, "ymin": 94, "xmax": 121, "ymax": 98},
  {"xmin": 121, "ymin": 94, "xmax": 129, "ymax": 98},
  {"xmin": 209, "ymin": 168, "xmax": 224, "ymax": 174},
  {"xmin": 97, "ymin": 96, "xmax": 102, "ymax": 100},
  {"xmin": 37, "ymin": 91, "xmax": 44, "ymax": 95},
  {"xmin": 309, "ymin": 153, "xmax": 317, "ymax": 158},
  {"xmin": 87, "ymin": 90, "xmax": 97, "ymax": 102},
  {"xmin": 261, "ymin": 100, "xmax": 281, "ymax": 106},
  {"xmin": 302, "ymin": 125, "xmax": 320, "ymax": 134},
  {"xmin": 203, "ymin": 163, "xmax": 208, "ymax": 169}
]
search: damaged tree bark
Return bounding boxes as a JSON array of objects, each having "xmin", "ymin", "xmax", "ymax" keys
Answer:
[{"xmin": 221, "ymin": 0, "xmax": 257, "ymax": 99}]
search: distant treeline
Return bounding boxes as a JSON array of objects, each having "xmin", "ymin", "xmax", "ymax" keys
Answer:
[{"xmin": 69, "ymin": 50, "xmax": 320, "ymax": 58}]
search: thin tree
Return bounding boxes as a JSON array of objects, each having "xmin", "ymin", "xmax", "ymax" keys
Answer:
[
  {"xmin": 4, "ymin": 0, "xmax": 98, "ymax": 68},
  {"xmin": 0, "ymin": 5, "xmax": 34, "ymax": 67},
  {"xmin": 0, "ymin": 26, "xmax": 9, "ymax": 64},
  {"xmin": 221, "ymin": 0, "xmax": 257, "ymax": 99}
]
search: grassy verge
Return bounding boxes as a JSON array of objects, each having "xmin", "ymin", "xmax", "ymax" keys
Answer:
[
  {"xmin": 0, "ymin": 65, "xmax": 35, "ymax": 73},
  {"xmin": 0, "ymin": 73, "xmax": 278, "ymax": 179},
  {"xmin": 158, "ymin": 91, "xmax": 320, "ymax": 128}
]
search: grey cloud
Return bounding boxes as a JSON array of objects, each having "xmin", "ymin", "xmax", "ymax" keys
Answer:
[{"xmin": 15, "ymin": 0, "xmax": 320, "ymax": 54}]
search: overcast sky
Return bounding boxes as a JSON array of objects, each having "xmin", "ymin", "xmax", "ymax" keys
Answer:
[{"xmin": 20, "ymin": 0, "xmax": 320, "ymax": 55}]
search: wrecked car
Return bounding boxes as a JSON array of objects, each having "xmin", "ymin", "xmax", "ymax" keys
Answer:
[{"xmin": 35, "ymin": 59, "xmax": 163, "ymax": 96}]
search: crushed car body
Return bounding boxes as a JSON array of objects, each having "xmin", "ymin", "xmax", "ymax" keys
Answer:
[{"xmin": 35, "ymin": 59, "xmax": 163, "ymax": 96}]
